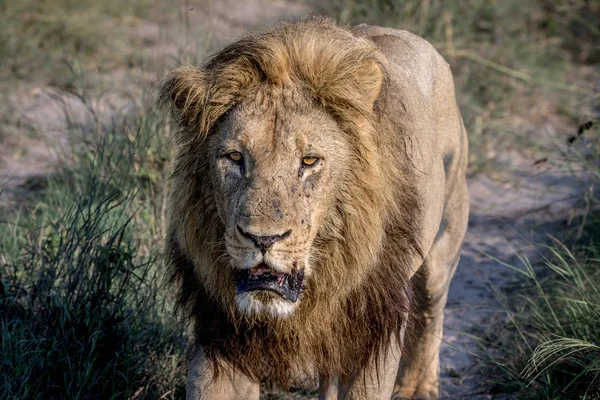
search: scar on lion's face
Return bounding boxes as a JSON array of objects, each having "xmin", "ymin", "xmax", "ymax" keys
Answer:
[{"xmin": 206, "ymin": 91, "xmax": 352, "ymax": 315}]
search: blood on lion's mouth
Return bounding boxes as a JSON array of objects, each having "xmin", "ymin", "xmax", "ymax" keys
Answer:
[{"xmin": 235, "ymin": 263, "xmax": 304, "ymax": 302}]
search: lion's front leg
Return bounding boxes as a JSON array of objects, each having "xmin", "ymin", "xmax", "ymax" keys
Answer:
[
  {"xmin": 187, "ymin": 347, "xmax": 260, "ymax": 400},
  {"xmin": 394, "ymin": 187, "xmax": 468, "ymax": 399},
  {"xmin": 319, "ymin": 334, "xmax": 402, "ymax": 400},
  {"xmin": 393, "ymin": 256, "xmax": 459, "ymax": 399}
]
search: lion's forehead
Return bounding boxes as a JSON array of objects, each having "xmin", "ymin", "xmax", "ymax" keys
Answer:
[
  {"xmin": 219, "ymin": 100, "xmax": 344, "ymax": 159},
  {"xmin": 248, "ymin": 83, "xmax": 311, "ymax": 112}
]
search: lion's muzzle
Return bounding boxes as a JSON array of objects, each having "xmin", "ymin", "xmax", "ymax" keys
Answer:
[{"xmin": 236, "ymin": 226, "xmax": 292, "ymax": 254}]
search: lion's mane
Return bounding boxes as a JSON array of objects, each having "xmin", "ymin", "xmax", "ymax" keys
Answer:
[{"xmin": 161, "ymin": 17, "xmax": 422, "ymax": 386}]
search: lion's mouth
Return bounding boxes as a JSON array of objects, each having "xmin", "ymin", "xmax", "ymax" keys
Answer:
[{"xmin": 235, "ymin": 263, "xmax": 304, "ymax": 302}]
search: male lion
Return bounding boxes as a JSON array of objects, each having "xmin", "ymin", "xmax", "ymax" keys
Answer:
[{"xmin": 161, "ymin": 17, "xmax": 468, "ymax": 400}]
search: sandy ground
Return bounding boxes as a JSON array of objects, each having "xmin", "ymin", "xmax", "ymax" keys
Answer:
[
  {"xmin": 441, "ymin": 164, "xmax": 590, "ymax": 398},
  {"xmin": 0, "ymin": 1, "xmax": 593, "ymax": 398}
]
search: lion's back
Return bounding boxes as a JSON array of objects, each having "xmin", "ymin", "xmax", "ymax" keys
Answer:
[{"xmin": 355, "ymin": 24, "xmax": 469, "ymax": 271}]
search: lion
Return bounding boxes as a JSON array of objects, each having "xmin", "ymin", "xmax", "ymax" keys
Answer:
[{"xmin": 160, "ymin": 17, "xmax": 469, "ymax": 400}]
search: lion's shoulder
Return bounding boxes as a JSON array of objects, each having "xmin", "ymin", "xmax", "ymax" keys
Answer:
[
  {"xmin": 353, "ymin": 24, "xmax": 447, "ymax": 65},
  {"xmin": 354, "ymin": 25, "xmax": 453, "ymax": 101}
]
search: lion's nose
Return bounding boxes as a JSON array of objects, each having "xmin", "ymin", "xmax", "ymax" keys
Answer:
[{"xmin": 237, "ymin": 226, "xmax": 292, "ymax": 254}]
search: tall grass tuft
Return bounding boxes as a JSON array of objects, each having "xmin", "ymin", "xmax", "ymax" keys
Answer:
[
  {"xmin": 483, "ymin": 240, "xmax": 600, "ymax": 398},
  {"xmin": 0, "ymin": 101, "xmax": 185, "ymax": 399}
]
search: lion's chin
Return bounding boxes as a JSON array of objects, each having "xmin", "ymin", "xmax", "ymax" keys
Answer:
[{"xmin": 235, "ymin": 291, "xmax": 298, "ymax": 318}]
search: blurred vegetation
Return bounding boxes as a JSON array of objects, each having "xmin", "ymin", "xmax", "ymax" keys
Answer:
[
  {"xmin": 0, "ymin": 0, "xmax": 172, "ymax": 88},
  {"xmin": 318, "ymin": 0, "xmax": 599, "ymax": 174},
  {"xmin": 0, "ymin": 0, "xmax": 598, "ymax": 398}
]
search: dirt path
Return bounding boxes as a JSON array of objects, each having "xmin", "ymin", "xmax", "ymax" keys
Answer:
[
  {"xmin": 0, "ymin": 1, "xmax": 590, "ymax": 398},
  {"xmin": 441, "ymin": 158, "xmax": 589, "ymax": 398}
]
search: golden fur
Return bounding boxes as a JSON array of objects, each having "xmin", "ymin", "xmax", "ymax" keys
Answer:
[{"xmin": 161, "ymin": 16, "xmax": 469, "ymax": 399}]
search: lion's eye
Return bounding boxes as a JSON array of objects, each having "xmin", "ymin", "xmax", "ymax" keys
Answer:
[
  {"xmin": 226, "ymin": 152, "xmax": 243, "ymax": 164},
  {"xmin": 301, "ymin": 156, "xmax": 319, "ymax": 167}
]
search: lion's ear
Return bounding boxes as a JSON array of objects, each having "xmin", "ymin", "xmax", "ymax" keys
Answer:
[
  {"xmin": 160, "ymin": 66, "xmax": 207, "ymax": 139},
  {"xmin": 360, "ymin": 59, "xmax": 383, "ymax": 110}
]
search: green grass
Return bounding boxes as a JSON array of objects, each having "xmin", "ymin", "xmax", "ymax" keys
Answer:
[
  {"xmin": 477, "ymin": 121, "xmax": 600, "ymax": 399},
  {"xmin": 0, "ymin": 1, "xmax": 191, "ymax": 397},
  {"xmin": 481, "ymin": 239, "xmax": 600, "ymax": 398},
  {"xmin": 0, "ymin": 99, "xmax": 185, "ymax": 399}
]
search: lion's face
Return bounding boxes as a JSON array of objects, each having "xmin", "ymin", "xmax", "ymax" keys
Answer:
[{"xmin": 208, "ymin": 89, "xmax": 351, "ymax": 317}]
